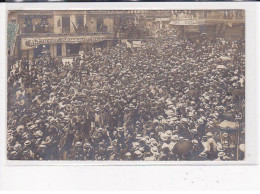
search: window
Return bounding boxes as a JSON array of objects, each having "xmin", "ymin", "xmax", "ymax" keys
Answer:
[
  {"xmin": 76, "ymin": 15, "xmax": 84, "ymax": 27},
  {"xmin": 97, "ymin": 17, "xmax": 104, "ymax": 32},
  {"xmin": 62, "ymin": 16, "xmax": 70, "ymax": 34}
]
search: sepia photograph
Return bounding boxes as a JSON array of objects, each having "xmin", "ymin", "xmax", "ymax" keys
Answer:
[{"xmin": 7, "ymin": 9, "xmax": 245, "ymax": 161}]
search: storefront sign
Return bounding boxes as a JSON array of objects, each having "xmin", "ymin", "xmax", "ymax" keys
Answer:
[
  {"xmin": 155, "ymin": 18, "xmax": 170, "ymax": 22},
  {"xmin": 169, "ymin": 19, "xmax": 205, "ymax": 26},
  {"xmin": 21, "ymin": 35, "xmax": 112, "ymax": 50}
]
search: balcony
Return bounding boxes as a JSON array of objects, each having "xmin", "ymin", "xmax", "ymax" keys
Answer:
[
  {"xmin": 19, "ymin": 31, "xmax": 114, "ymax": 38},
  {"xmin": 19, "ymin": 23, "xmax": 114, "ymax": 38},
  {"xmin": 172, "ymin": 14, "xmax": 245, "ymax": 24},
  {"xmin": 20, "ymin": 24, "xmax": 54, "ymax": 34}
]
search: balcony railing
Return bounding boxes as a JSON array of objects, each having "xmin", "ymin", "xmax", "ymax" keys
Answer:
[
  {"xmin": 19, "ymin": 31, "xmax": 114, "ymax": 38},
  {"xmin": 170, "ymin": 17, "xmax": 245, "ymax": 25},
  {"xmin": 172, "ymin": 15, "xmax": 245, "ymax": 22}
]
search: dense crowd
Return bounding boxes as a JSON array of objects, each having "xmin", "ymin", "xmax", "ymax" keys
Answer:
[
  {"xmin": 7, "ymin": 28, "xmax": 245, "ymax": 161},
  {"xmin": 21, "ymin": 17, "xmax": 51, "ymax": 34}
]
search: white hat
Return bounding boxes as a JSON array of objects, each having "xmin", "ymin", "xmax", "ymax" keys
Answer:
[
  {"xmin": 107, "ymin": 146, "xmax": 114, "ymax": 151},
  {"xmin": 192, "ymin": 139, "xmax": 199, "ymax": 145},
  {"xmin": 136, "ymin": 134, "xmax": 142, "ymax": 140},
  {"xmin": 139, "ymin": 147, "xmax": 145, "ymax": 152},
  {"xmin": 198, "ymin": 119, "xmax": 203, "ymax": 124},
  {"xmin": 14, "ymin": 143, "xmax": 21, "ymax": 151},
  {"xmin": 134, "ymin": 150, "xmax": 142, "ymax": 157},
  {"xmin": 165, "ymin": 130, "xmax": 172, "ymax": 137},
  {"xmin": 206, "ymin": 132, "xmax": 214, "ymax": 137},
  {"xmin": 16, "ymin": 125, "xmax": 24, "ymax": 133},
  {"xmin": 39, "ymin": 144, "xmax": 47, "ymax": 148},
  {"xmin": 160, "ymin": 133, "xmax": 168, "ymax": 142},
  {"xmin": 125, "ymin": 152, "xmax": 131, "ymax": 157},
  {"xmin": 132, "ymin": 142, "xmax": 140, "ymax": 149},
  {"xmin": 150, "ymin": 146, "xmax": 159, "ymax": 156},
  {"xmin": 171, "ymin": 134, "xmax": 179, "ymax": 141},
  {"xmin": 75, "ymin": 142, "xmax": 82, "ymax": 147},
  {"xmin": 144, "ymin": 156, "xmax": 156, "ymax": 161},
  {"xmin": 24, "ymin": 140, "xmax": 31, "ymax": 146},
  {"xmin": 222, "ymin": 133, "xmax": 228, "ymax": 138},
  {"xmin": 161, "ymin": 143, "xmax": 170, "ymax": 150},
  {"xmin": 239, "ymin": 144, "xmax": 245, "ymax": 152},
  {"xmin": 35, "ymin": 130, "xmax": 43, "ymax": 137},
  {"xmin": 150, "ymin": 140, "xmax": 158, "ymax": 147}
]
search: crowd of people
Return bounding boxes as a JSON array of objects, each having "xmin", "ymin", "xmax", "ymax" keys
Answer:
[
  {"xmin": 21, "ymin": 17, "xmax": 51, "ymax": 34},
  {"xmin": 7, "ymin": 27, "xmax": 245, "ymax": 161}
]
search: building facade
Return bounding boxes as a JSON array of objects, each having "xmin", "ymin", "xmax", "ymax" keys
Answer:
[
  {"xmin": 8, "ymin": 10, "xmax": 245, "ymax": 60},
  {"xmin": 9, "ymin": 10, "xmax": 118, "ymax": 59}
]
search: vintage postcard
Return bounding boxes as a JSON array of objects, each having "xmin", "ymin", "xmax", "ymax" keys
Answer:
[{"xmin": 7, "ymin": 10, "xmax": 245, "ymax": 161}]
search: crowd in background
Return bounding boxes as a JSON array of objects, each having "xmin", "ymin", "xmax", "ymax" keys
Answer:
[{"xmin": 7, "ymin": 27, "xmax": 245, "ymax": 161}]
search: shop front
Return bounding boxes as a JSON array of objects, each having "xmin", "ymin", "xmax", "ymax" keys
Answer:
[
  {"xmin": 66, "ymin": 43, "xmax": 81, "ymax": 56},
  {"xmin": 34, "ymin": 44, "xmax": 50, "ymax": 58},
  {"xmin": 20, "ymin": 34, "xmax": 114, "ymax": 59}
]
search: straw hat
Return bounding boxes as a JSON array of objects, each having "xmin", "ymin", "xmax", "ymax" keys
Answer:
[
  {"xmin": 165, "ymin": 130, "xmax": 172, "ymax": 137},
  {"xmin": 192, "ymin": 139, "xmax": 199, "ymax": 145},
  {"xmin": 132, "ymin": 142, "xmax": 140, "ymax": 149},
  {"xmin": 125, "ymin": 152, "xmax": 131, "ymax": 157},
  {"xmin": 75, "ymin": 142, "xmax": 82, "ymax": 147},
  {"xmin": 107, "ymin": 146, "xmax": 114, "ymax": 151},
  {"xmin": 160, "ymin": 133, "xmax": 169, "ymax": 142},
  {"xmin": 24, "ymin": 140, "xmax": 31, "ymax": 146},
  {"xmin": 191, "ymin": 128, "xmax": 198, "ymax": 134},
  {"xmin": 83, "ymin": 142, "xmax": 91, "ymax": 148},
  {"xmin": 134, "ymin": 150, "xmax": 142, "ymax": 157},
  {"xmin": 150, "ymin": 146, "xmax": 159, "ymax": 156},
  {"xmin": 136, "ymin": 134, "xmax": 142, "ymax": 140},
  {"xmin": 239, "ymin": 144, "xmax": 245, "ymax": 152},
  {"xmin": 222, "ymin": 133, "xmax": 228, "ymax": 138},
  {"xmin": 39, "ymin": 144, "xmax": 47, "ymax": 148},
  {"xmin": 150, "ymin": 140, "xmax": 158, "ymax": 147},
  {"xmin": 35, "ymin": 130, "xmax": 43, "ymax": 137},
  {"xmin": 14, "ymin": 143, "xmax": 21, "ymax": 151},
  {"xmin": 206, "ymin": 132, "xmax": 214, "ymax": 137}
]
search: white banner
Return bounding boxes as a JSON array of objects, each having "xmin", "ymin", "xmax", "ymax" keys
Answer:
[
  {"xmin": 21, "ymin": 35, "xmax": 112, "ymax": 50},
  {"xmin": 169, "ymin": 19, "xmax": 206, "ymax": 26},
  {"xmin": 132, "ymin": 41, "xmax": 142, "ymax": 48}
]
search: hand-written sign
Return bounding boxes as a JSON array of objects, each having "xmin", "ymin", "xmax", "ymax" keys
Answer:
[
  {"xmin": 132, "ymin": 41, "xmax": 142, "ymax": 48},
  {"xmin": 21, "ymin": 35, "xmax": 111, "ymax": 50}
]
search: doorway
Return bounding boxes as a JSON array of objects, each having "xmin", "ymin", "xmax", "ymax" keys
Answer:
[
  {"xmin": 57, "ymin": 43, "xmax": 62, "ymax": 56},
  {"xmin": 34, "ymin": 44, "xmax": 50, "ymax": 58},
  {"xmin": 66, "ymin": 43, "xmax": 81, "ymax": 56}
]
